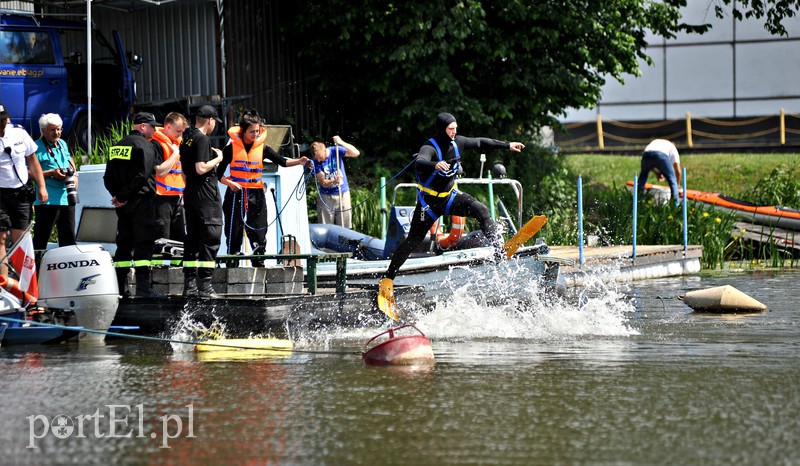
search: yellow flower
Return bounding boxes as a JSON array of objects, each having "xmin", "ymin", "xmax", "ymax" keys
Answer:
[
  {"xmin": 715, "ymin": 217, "xmax": 721, "ymax": 223},
  {"xmin": 667, "ymin": 215, "xmax": 673, "ymax": 221},
  {"xmin": 702, "ymin": 212, "xmax": 709, "ymax": 217}
]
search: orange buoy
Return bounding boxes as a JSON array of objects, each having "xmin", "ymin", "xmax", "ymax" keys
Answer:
[
  {"xmin": 362, "ymin": 324, "xmax": 434, "ymax": 366},
  {"xmin": 0, "ymin": 275, "xmax": 37, "ymax": 306}
]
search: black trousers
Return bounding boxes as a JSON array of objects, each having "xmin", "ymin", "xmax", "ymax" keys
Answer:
[
  {"xmin": 183, "ymin": 183, "xmax": 222, "ymax": 273},
  {"xmin": 114, "ymin": 197, "xmax": 157, "ymax": 266},
  {"xmin": 222, "ymin": 187, "xmax": 268, "ymax": 256},
  {"xmin": 154, "ymin": 195, "xmax": 185, "ymax": 242},
  {"xmin": 384, "ymin": 191, "xmax": 500, "ymax": 279},
  {"xmin": 32, "ymin": 204, "xmax": 76, "ymax": 250}
]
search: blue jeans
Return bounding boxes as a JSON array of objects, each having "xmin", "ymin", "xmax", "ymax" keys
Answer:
[{"xmin": 637, "ymin": 150, "xmax": 680, "ymax": 206}]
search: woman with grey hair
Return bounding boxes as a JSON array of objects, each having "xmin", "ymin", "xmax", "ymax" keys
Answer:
[{"xmin": 32, "ymin": 113, "xmax": 77, "ymax": 250}]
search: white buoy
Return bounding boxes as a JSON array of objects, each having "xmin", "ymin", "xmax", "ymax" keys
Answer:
[{"xmin": 682, "ymin": 285, "xmax": 767, "ymax": 313}]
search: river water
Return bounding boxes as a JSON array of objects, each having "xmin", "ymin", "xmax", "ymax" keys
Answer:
[{"xmin": 2, "ymin": 267, "xmax": 799, "ymax": 465}]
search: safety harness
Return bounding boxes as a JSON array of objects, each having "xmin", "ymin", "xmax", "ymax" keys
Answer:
[{"xmin": 415, "ymin": 138, "xmax": 460, "ymax": 221}]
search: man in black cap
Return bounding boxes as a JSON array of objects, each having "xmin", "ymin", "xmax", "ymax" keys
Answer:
[
  {"xmin": 180, "ymin": 105, "xmax": 224, "ymax": 298},
  {"xmin": 378, "ymin": 112, "xmax": 525, "ymax": 316},
  {"xmin": 103, "ymin": 112, "xmax": 163, "ymax": 297}
]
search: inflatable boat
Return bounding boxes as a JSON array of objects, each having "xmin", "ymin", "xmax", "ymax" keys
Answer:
[{"xmin": 630, "ymin": 181, "xmax": 800, "ymax": 231}]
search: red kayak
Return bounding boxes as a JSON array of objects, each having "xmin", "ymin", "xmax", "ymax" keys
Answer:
[{"xmin": 628, "ymin": 181, "xmax": 800, "ymax": 231}]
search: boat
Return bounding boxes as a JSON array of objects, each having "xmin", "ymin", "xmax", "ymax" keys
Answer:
[
  {"xmin": 0, "ymin": 243, "xmax": 120, "ymax": 346},
  {"xmin": 0, "ymin": 309, "xmax": 83, "ymax": 346},
  {"xmin": 630, "ymin": 181, "xmax": 800, "ymax": 231},
  {"xmin": 310, "ymin": 178, "xmax": 568, "ymax": 304}
]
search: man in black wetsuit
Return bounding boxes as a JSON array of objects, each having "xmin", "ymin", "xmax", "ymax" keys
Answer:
[{"xmin": 378, "ymin": 112, "xmax": 525, "ymax": 315}]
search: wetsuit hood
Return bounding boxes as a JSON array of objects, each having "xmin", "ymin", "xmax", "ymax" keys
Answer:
[{"xmin": 435, "ymin": 113, "xmax": 456, "ymax": 138}]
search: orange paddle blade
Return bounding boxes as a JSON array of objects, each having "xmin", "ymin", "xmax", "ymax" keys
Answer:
[{"xmin": 503, "ymin": 215, "xmax": 548, "ymax": 259}]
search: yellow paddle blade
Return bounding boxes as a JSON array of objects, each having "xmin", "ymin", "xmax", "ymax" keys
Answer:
[
  {"xmin": 377, "ymin": 278, "xmax": 399, "ymax": 321},
  {"xmin": 503, "ymin": 215, "xmax": 548, "ymax": 259}
]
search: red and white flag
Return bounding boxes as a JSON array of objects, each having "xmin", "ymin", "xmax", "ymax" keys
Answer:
[{"xmin": 9, "ymin": 231, "xmax": 38, "ymax": 300}]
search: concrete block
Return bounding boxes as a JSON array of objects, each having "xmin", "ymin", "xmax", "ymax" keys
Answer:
[
  {"xmin": 265, "ymin": 266, "xmax": 303, "ymax": 283},
  {"xmin": 212, "ymin": 267, "xmax": 267, "ymax": 295},
  {"xmin": 151, "ymin": 267, "xmax": 183, "ymax": 285},
  {"xmin": 152, "ymin": 283, "xmax": 185, "ymax": 297}
]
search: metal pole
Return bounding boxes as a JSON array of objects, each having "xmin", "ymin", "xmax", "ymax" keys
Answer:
[
  {"xmin": 335, "ymin": 143, "xmax": 342, "ymax": 222},
  {"xmin": 86, "ymin": 0, "xmax": 92, "ymax": 154},
  {"xmin": 682, "ymin": 166, "xmax": 688, "ymax": 255},
  {"xmin": 632, "ymin": 174, "xmax": 638, "ymax": 260},
  {"xmin": 577, "ymin": 175, "xmax": 584, "ymax": 266},
  {"xmin": 380, "ymin": 176, "xmax": 387, "ymax": 241},
  {"xmin": 487, "ymin": 173, "xmax": 495, "ymax": 221}
]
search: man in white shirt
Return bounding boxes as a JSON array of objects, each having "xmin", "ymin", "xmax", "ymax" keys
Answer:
[
  {"xmin": 0, "ymin": 103, "xmax": 47, "ymax": 277},
  {"xmin": 637, "ymin": 138, "xmax": 682, "ymax": 206}
]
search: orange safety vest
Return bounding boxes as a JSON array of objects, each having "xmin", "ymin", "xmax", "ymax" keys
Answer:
[
  {"xmin": 227, "ymin": 125, "xmax": 267, "ymax": 189},
  {"xmin": 152, "ymin": 129, "xmax": 185, "ymax": 196}
]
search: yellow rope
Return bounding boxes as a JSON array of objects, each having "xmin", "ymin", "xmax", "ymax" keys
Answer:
[
  {"xmin": 604, "ymin": 119, "xmax": 676, "ymax": 129},
  {"xmin": 603, "ymin": 130, "xmax": 686, "ymax": 144},
  {"xmin": 785, "ymin": 128, "xmax": 800, "ymax": 135},
  {"xmin": 691, "ymin": 127, "xmax": 778, "ymax": 140},
  {"xmin": 564, "ymin": 121, "xmax": 592, "ymax": 130},
  {"xmin": 695, "ymin": 115, "xmax": 771, "ymax": 126}
]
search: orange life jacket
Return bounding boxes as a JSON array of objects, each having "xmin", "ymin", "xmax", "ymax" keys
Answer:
[
  {"xmin": 152, "ymin": 129, "xmax": 185, "ymax": 196},
  {"xmin": 227, "ymin": 125, "xmax": 267, "ymax": 189}
]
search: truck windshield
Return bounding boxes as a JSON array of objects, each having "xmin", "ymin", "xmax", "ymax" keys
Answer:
[{"xmin": 0, "ymin": 30, "xmax": 56, "ymax": 64}]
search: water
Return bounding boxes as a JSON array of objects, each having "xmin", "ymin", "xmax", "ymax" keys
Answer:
[{"xmin": 2, "ymin": 268, "xmax": 799, "ymax": 465}]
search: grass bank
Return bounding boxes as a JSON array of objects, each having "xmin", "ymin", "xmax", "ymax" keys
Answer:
[{"xmin": 564, "ymin": 152, "xmax": 800, "ymax": 195}]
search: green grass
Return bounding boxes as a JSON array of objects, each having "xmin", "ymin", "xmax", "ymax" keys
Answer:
[{"xmin": 565, "ymin": 153, "xmax": 800, "ymax": 195}]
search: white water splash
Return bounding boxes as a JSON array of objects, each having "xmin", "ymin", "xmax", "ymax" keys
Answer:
[
  {"xmin": 168, "ymin": 310, "xmax": 227, "ymax": 352},
  {"xmin": 412, "ymin": 259, "xmax": 638, "ymax": 340}
]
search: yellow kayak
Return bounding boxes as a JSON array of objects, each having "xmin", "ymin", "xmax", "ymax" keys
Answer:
[{"xmin": 194, "ymin": 338, "xmax": 294, "ymax": 353}]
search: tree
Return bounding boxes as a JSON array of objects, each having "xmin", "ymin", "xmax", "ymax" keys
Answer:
[
  {"xmin": 714, "ymin": 0, "xmax": 800, "ymax": 36},
  {"xmin": 286, "ymin": 0, "xmax": 799, "ymax": 170}
]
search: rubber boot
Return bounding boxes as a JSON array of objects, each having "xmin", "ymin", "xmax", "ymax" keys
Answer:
[
  {"xmin": 377, "ymin": 278, "xmax": 398, "ymax": 321},
  {"xmin": 135, "ymin": 267, "xmax": 165, "ymax": 298},
  {"xmin": 196, "ymin": 268, "xmax": 219, "ymax": 299},
  {"xmin": 182, "ymin": 268, "xmax": 198, "ymax": 298},
  {"xmin": 116, "ymin": 267, "xmax": 131, "ymax": 298}
]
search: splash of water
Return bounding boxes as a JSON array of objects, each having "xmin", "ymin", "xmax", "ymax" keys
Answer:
[
  {"xmin": 168, "ymin": 309, "xmax": 227, "ymax": 353},
  {"xmin": 413, "ymin": 259, "xmax": 638, "ymax": 340}
]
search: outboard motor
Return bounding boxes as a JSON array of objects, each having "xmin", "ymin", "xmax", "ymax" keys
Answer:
[{"xmin": 38, "ymin": 244, "xmax": 119, "ymax": 342}]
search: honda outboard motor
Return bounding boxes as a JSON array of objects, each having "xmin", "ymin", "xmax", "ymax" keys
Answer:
[{"xmin": 38, "ymin": 244, "xmax": 119, "ymax": 342}]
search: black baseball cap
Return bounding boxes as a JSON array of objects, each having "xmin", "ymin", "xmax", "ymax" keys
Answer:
[
  {"xmin": 197, "ymin": 105, "xmax": 222, "ymax": 123},
  {"xmin": 0, "ymin": 103, "xmax": 10, "ymax": 120},
  {"xmin": 133, "ymin": 112, "xmax": 162, "ymax": 126}
]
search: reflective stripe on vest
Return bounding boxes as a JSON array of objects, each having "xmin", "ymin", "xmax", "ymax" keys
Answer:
[
  {"xmin": 228, "ymin": 125, "xmax": 267, "ymax": 189},
  {"xmin": 152, "ymin": 129, "xmax": 185, "ymax": 196}
]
